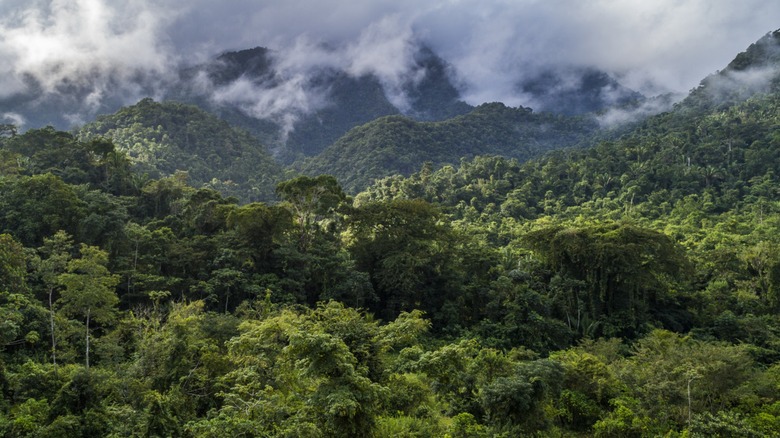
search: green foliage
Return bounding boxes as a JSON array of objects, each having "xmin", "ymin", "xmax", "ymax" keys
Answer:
[
  {"xmin": 0, "ymin": 234, "xmax": 27, "ymax": 294},
  {"xmin": 0, "ymin": 174, "xmax": 86, "ymax": 246},
  {"xmin": 276, "ymin": 174, "xmax": 348, "ymax": 251},
  {"xmin": 0, "ymin": 234, "xmax": 47, "ymax": 352},
  {"xmin": 193, "ymin": 302, "xmax": 430, "ymax": 437},
  {"xmin": 479, "ymin": 359, "xmax": 563, "ymax": 430},
  {"xmin": 57, "ymin": 245, "xmax": 120, "ymax": 368},
  {"xmin": 347, "ymin": 199, "xmax": 468, "ymax": 322},
  {"xmin": 1, "ymin": 127, "xmax": 136, "ymax": 196},
  {"xmin": 300, "ymin": 102, "xmax": 598, "ymax": 193},
  {"xmin": 551, "ymin": 340, "xmax": 625, "ymax": 431},
  {"xmin": 77, "ymin": 98, "xmax": 283, "ymax": 202},
  {"xmin": 525, "ymin": 222, "xmax": 691, "ymax": 337}
]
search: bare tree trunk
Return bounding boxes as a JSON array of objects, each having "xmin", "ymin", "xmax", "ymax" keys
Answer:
[
  {"xmin": 85, "ymin": 308, "xmax": 91, "ymax": 370},
  {"xmin": 49, "ymin": 287, "xmax": 57, "ymax": 366},
  {"xmin": 686, "ymin": 371, "xmax": 700, "ymax": 427}
]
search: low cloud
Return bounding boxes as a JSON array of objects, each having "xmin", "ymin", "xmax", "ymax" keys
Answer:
[
  {"xmin": 596, "ymin": 94, "xmax": 680, "ymax": 127},
  {"xmin": 0, "ymin": 0, "xmax": 178, "ymax": 124},
  {"xmin": 703, "ymin": 67, "xmax": 778, "ymax": 101},
  {"xmin": 1, "ymin": 0, "xmax": 780, "ymax": 130},
  {"xmin": 1, "ymin": 112, "xmax": 26, "ymax": 128},
  {"xmin": 199, "ymin": 14, "xmax": 427, "ymax": 137},
  {"xmin": 416, "ymin": 0, "xmax": 780, "ymax": 102},
  {"xmin": 190, "ymin": 0, "xmax": 780, "ymax": 120},
  {"xmin": 342, "ymin": 14, "xmax": 425, "ymax": 111},
  {"xmin": 210, "ymin": 70, "xmax": 329, "ymax": 140}
]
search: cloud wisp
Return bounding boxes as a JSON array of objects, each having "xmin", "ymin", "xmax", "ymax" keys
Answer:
[
  {"xmin": 0, "ymin": 1, "xmax": 176, "ymax": 102},
  {"xmin": 194, "ymin": 13, "xmax": 427, "ymax": 140},
  {"xmin": 1, "ymin": 0, "xmax": 780, "ymax": 129}
]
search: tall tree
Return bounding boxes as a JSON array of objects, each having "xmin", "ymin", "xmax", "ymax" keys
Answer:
[
  {"xmin": 0, "ymin": 233, "xmax": 45, "ymax": 349},
  {"xmin": 57, "ymin": 245, "xmax": 119, "ymax": 369},
  {"xmin": 276, "ymin": 175, "xmax": 348, "ymax": 251},
  {"xmin": 525, "ymin": 222, "xmax": 691, "ymax": 337},
  {"xmin": 348, "ymin": 199, "xmax": 460, "ymax": 320},
  {"xmin": 32, "ymin": 231, "xmax": 74, "ymax": 365}
]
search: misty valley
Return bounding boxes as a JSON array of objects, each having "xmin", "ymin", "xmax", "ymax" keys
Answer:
[{"xmin": 2, "ymin": 18, "xmax": 780, "ymax": 438}]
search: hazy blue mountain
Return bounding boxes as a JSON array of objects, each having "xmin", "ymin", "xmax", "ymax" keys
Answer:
[{"xmin": 169, "ymin": 45, "xmax": 473, "ymax": 162}]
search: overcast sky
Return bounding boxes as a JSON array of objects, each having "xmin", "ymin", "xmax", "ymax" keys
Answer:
[{"xmin": 1, "ymin": 0, "xmax": 779, "ymax": 111}]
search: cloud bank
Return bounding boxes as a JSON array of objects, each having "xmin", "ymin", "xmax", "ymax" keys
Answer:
[
  {"xmin": 1, "ymin": 0, "xmax": 779, "ymax": 128},
  {"xmin": 0, "ymin": 0, "xmax": 175, "ymax": 98}
]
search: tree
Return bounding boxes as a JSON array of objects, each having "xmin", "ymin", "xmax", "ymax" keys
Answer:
[
  {"xmin": 57, "ymin": 245, "xmax": 120, "ymax": 369},
  {"xmin": 525, "ymin": 222, "xmax": 691, "ymax": 337},
  {"xmin": 0, "ymin": 233, "xmax": 46, "ymax": 350},
  {"xmin": 276, "ymin": 175, "xmax": 348, "ymax": 251},
  {"xmin": 139, "ymin": 171, "xmax": 194, "ymax": 219},
  {"xmin": 348, "ymin": 199, "xmax": 461, "ymax": 320},
  {"xmin": 613, "ymin": 330, "xmax": 757, "ymax": 432},
  {"xmin": 226, "ymin": 202, "xmax": 291, "ymax": 269},
  {"xmin": 0, "ymin": 174, "xmax": 86, "ymax": 246},
  {"xmin": 3, "ymin": 127, "xmax": 88, "ymax": 180},
  {"xmin": 479, "ymin": 359, "xmax": 563, "ymax": 430},
  {"xmin": 31, "ymin": 231, "xmax": 74, "ymax": 365}
]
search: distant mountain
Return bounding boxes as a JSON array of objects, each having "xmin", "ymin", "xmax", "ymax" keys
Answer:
[
  {"xmin": 0, "ymin": 39, "xmax": 659, "ymax": 164},
  {"xmin": 298, "ymin": 102, "xmax": 599, "ymax": 192},
  {"xmin": 9, "ymin": 29, "xmax": 780, "ymax": 207},
  {"xmin": 171, "ymin": 45, "xmax": 473, "ymax": 163},
  {"xmin": 401, "ymin": 46, "xmax": 475, "ymax": 121},
  {"xmin": 518, "ymin": 66, "xmax": 645, "ymax": 115},
  {"xmin": 77, "ymin": 98, "xmax": 283, "ymax": 202}
]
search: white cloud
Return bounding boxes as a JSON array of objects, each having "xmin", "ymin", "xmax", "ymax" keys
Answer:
[
  {"xmin": 343, "ymin": 14, "xmax": 424, "ymax": 111},
  {"xmin": 202, "ymin": 13, "xmax": 425, "ymax": 134},
  {"xmin": 1, "ymin": 112, "xmax": 27, "ymax": 128},
  {"xmin": 415, "ymin": 0, "xmax": 780, "ymax": 100},
  {"xmin": 0, "ymin": 0, "xmax": 177, "ymax": 105},
  {"xmin": 1, "ymin": 0, "xmax": 779, "ymax": 126}
]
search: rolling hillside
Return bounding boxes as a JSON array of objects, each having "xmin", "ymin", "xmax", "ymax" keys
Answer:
[
  {"xmin": 299, "ymin": 102, "xmax": 599, "ymax": 192},
  {"xmin": 77, "ymin": 98, "xmax": 283, "ymax": 202}
]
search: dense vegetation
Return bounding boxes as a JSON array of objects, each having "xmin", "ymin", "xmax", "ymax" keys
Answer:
[
  {"xmin": 300, "ymin": 102, "xmax": 598, "ymax": 192},
  {"xmin": 2, "ymin": 29, "xmax": 780, "ymax": 438},
  {"xmin": 77, "ymin": 99, "xmax": 283, "ymax": 202}
]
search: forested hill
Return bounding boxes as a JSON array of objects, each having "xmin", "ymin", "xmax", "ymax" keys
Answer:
[
  {"xmin": 299, "ymin": 102, "xmax": 599, "ymax": 192},
  {"xmin": 681, "ymin": 29, "xmax": 780, "ymax": 111},
  {"xmin": 358, "ymin": 88, "xmax": 780, "ymax": 221},
  {"xmin": 77, "ymin": 98, "xmax": 283, "ymax": 202},
  {"xmin": 355, "ymin": 29, "xmax": 780, "ymax": 217}
]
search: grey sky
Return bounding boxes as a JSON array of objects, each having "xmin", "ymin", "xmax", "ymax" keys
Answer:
[{"xmin": 1, "ymin": 0, "xmax": 778, "ymax": 110}]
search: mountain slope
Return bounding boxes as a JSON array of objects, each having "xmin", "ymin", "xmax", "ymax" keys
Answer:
[
  {"xmin": 357, "ymin": 30, "xmax": 780, "ymax": 220},
  {"xmin": 681, "ymin": 29, "xmax": 780, "ymax": 111},
  {"xmin": 77, "ymin": 98, "xmax": 283, "ymax": 202},
  {"xmin": 360, "ymin": 92, "xmax": 780, "ymax": 217},
  {"xmin": 299, "ymin": 102, "xmax": 599, "ymax": 192},
  {"xmin": 170, "ymin": 45, "xmax": 473, "ymax": 163}
]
